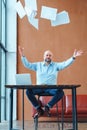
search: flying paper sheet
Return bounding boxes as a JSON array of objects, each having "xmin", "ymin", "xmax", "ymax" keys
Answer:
[
  {"xmin": 15, "ymin": 1, "xmax": 26, "ymax": 19},
  {"xmin": 25, "ymin": 0, "xmax": 37, "ymax": 11},
  {"xmin": 25, "ymin": 6, "xmax": 33, "ymax": 17},
  {"xmin": 51, "ymin": 11, "xmax": 70, "ymax": 26},
  {"xmin": 25, "ymin": 6, "xmax": 37, "ymax": 18},
  {"xmin": 40, "ymin": 6, "xmax": 57, "ymax": 21},
  {"xmin": 28, "ymin": 17, "xmax": 39, "ymax": 30}
]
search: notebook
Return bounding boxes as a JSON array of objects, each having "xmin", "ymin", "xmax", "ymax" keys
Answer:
[{"xmin": 15, "ymin": 73, "xmax": 32, "ymax": 85}]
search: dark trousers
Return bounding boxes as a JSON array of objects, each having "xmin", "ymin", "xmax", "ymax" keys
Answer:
[{"xmin": 26, "ymin": 88, "xmax": 64, "ymax": 109}]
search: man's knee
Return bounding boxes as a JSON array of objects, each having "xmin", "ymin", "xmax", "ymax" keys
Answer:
[{"xmin": 57, "ymin": 89, "xmax": 64, "ymax": 99}]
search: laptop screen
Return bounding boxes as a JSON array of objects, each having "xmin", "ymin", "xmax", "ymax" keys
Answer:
[{"xmin": 15, "ymin": 73, "xmax": 32, "ymax": 85}]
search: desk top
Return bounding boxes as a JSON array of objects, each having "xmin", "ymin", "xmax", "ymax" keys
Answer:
[{"xmin": 5, "ymin": 84, "xmax": 81, "ymax": 89}]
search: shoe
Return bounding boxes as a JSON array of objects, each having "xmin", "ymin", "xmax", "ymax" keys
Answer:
[
  {"xmin": 44, "ymin": 105, "xmax": 51, "ymax": 117},
  {"xmin": 34, "ymin": 107, "xmax": 44, "ymax": 119}
]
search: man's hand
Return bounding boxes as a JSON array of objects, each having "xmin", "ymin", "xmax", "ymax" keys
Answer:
[
  {"xmin": 73, "ymin": 49, "xmax": 83, "ymax": 59},
  {"xmin": 18, "ymin": 46, "xmax": 25, "ymax": 57}
]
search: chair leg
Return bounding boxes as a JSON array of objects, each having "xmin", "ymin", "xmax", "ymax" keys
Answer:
[
  {"xmin": 61, "ymin": 97, "xmax": 64, "ymax": 130},
  {"xmin": 56, "ymin": 103, "xmax": 60, "ymax": 130},
  {"xmin": 34, "ymin": 116, "xmax": 38, "ymax": 130}
]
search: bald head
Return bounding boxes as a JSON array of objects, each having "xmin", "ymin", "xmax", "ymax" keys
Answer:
[
  {"xmin": 43, "ymin": 50, "xmax": 53, "ymax": 64},
  {"xmin": 44, "ymin": 50, "xmax": 53, "ymax": 56}
]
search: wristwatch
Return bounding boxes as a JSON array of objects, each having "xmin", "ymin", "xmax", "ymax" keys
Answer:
[{"xmin": 73, "ymin": 57, "xmax": 76, "ymax": 60}]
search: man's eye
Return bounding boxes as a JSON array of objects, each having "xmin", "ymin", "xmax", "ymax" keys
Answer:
[{"xmin": 46, "ymin": 55, "xmax": 51, "ymax": 56}]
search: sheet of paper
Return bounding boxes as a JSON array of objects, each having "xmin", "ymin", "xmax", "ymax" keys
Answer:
[
  {"xmin": 25, "ymin": 0, "xmax": 37, "ymax": 11},
  {"xmin": 28, "ymin": 17, "xmax": 39, "ymax": 30},
  {"xmin": 25, "ymin": 6, "xmax": 33, "ymax": 17},
  {"xmin": 40, "ymin": 6, "xmax": 57, "ymax": 21},
  {"xmin": 15, "ymin": 1, "xmax": 26, "ymax": 19},
  {"xmin": 51, "ymin": 11, "xmax": 70, "ymax": 26},
  {"xmin": 25, "ymin": 6, "xmax": 37, "ymax": 18}
]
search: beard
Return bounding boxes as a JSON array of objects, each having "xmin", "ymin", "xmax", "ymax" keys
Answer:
[{"xmin": 45, "ymin": 58, "xmax": 51, "ymax": 63}]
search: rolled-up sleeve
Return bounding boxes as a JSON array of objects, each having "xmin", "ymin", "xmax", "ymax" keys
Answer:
[{"xmin": 57, "ymin": 57, "xmax": 75, "ymax": 70}]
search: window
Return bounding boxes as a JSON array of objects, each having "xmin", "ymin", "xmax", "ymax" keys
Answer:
[
  {"xmin": 0, "ymin": 0, "xmax": 7, "ymax": 122},
  {"xmin": 0, "ymin": 0, "xmax": 17, "ymax": 122}
]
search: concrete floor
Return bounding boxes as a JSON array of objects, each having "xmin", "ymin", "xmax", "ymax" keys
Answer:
[{"xmin": 0, "ymin": 120, "xmax": 87, "ymax": 130}]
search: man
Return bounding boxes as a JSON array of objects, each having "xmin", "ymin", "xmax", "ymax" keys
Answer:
[{"xmin": 18, "ymin": 47, "xmax": 83, "ymax": 118}]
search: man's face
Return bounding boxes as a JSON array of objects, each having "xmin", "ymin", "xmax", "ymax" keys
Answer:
[{"xmin": 43, "ymin": 50, "xmax": 53, "ymax": 63}]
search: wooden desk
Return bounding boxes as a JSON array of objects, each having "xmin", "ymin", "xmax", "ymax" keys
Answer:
[{"xmin": 5, "ymin": 85, "xmax": 81, "ymax": 130}]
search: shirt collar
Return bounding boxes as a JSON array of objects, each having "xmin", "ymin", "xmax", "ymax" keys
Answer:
[{"xmin": 42, "ymin": 61, "xmax": 53, "ymax": 66}]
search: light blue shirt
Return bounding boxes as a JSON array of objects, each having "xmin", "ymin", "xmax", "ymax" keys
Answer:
[{"xmin": 21, "ymin": 56, "xmax": 75, "ymax": 85}]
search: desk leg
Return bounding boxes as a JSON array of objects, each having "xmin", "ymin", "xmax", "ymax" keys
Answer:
[
  {"xmin": 72, "ymin": 88, "xmax": 78, "ymax": 130},
  {"xmin": 22, "ymin": 90, "xmax": 24, "ymax": 130},
  {"xmin": 9, "ymin": 88, "xmax": 13, "ymax": 130},
  {"xmin": 9, "ymin": 89, "xmax": 20, "ymax": 130}
]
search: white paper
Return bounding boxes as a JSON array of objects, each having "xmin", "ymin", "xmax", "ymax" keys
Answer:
[
  {"xmin": 25, "ymin": 6, "xmax": 37, "ymax": 18},
  {"xmin": 51, "ymin": 11, "xmax": 70, "ymax": 26},
  {"xmin": 15, "ymin": 1, "xmax": 26, "ymax": 19},
  {"xmin": 40, "ymin": 6, "xmax": 57, "ymax": 21},
  {"xmin": 25, "ymin": 6, "xmax": 33, "ymax": 17},
  {"xmin": 30, "ymin": 10, "xmax": 37, "ymax": 18},
  {"xmin": 25, "ymin": 0, "xmax": 37, "ymax": 11},
  {"xmin": 28, "ymin": 17, "xmax": 39, "ymax": 30}
]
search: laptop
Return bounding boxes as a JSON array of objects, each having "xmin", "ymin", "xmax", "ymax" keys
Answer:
[{"xmin": 15, "ymin": 73, "xmax": 32, "ymax": 85}]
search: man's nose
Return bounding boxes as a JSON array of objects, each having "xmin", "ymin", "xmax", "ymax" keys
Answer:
[{"xmin": 47, "ymin": 55, "xmax": 50, "ymax": 57}]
